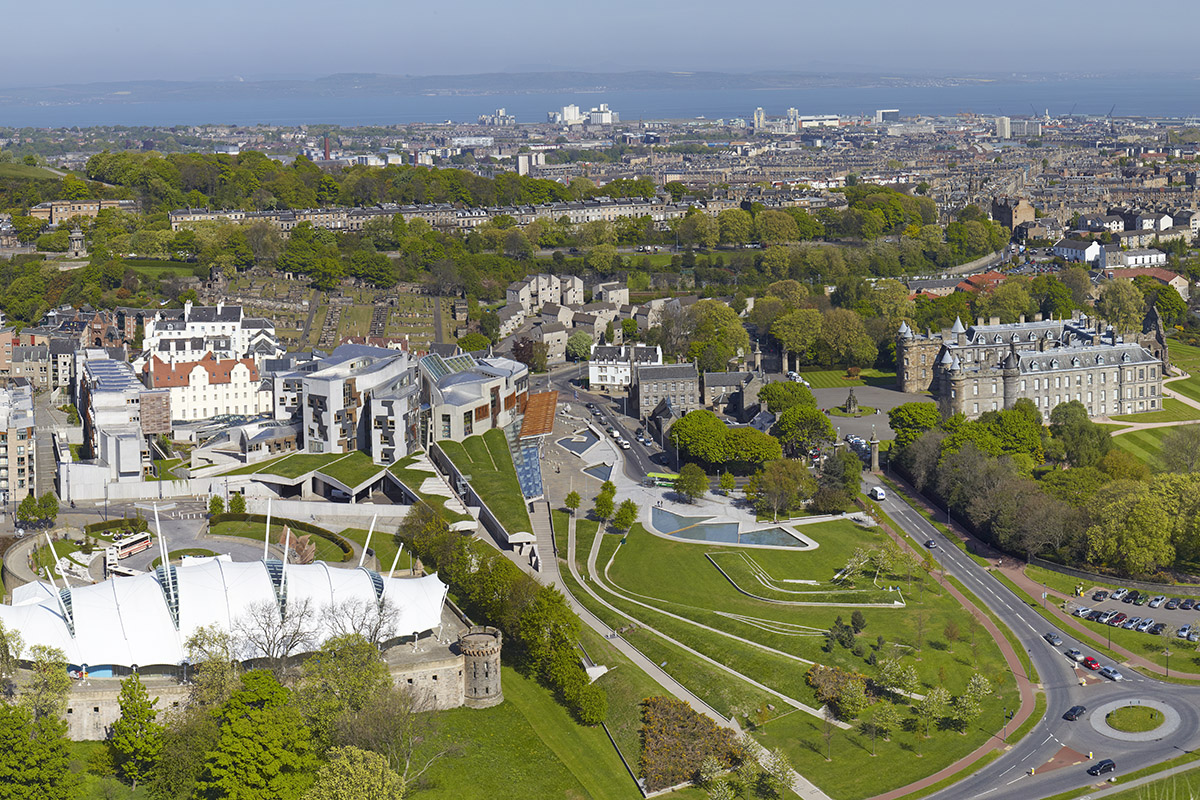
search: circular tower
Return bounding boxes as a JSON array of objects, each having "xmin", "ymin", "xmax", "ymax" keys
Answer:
[{"xmin": 459, "ymin": 625, "xmax": 503, "ymax": 709}]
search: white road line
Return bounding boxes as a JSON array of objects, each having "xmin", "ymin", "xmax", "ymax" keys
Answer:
[{"xmin": 1006, "ymin": 774, "xmax": 1028, "ymax": 785}]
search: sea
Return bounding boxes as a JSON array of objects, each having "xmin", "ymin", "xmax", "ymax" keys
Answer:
[{"xmin": 4, "ymin": 76, "xmax": 1200, "ymax": 128}]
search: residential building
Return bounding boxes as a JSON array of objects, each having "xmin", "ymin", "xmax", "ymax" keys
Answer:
[
  {"xmin": 419, "ymin": 352, "xmax": 529, "ymax": 445},
  {"xmin": 588, "ymin": 344, "xmax": 662, "ymax": 391},
  {"xmin": 1101, "ymin": 267, "xmax": 1190, "ymax": 301},
  {"xmin": 28, "ymin": 199, "xmax": 137, "ymax": 225},
  {"xmin": 995, "ymin": 117, "xmax": 1011, "ymax": 139},
  {"xmin": 990, "ymin": 197, "xmax": 1035, "ymax": 230},
  {"xmin": 143, "ymin": 354, "xmax": 269, "ymax": 422},
  {"xmin": 1120, "ymin": 248, "xmax": 1168, "ymax": 268},
  {"xmin": 10, "ymin": 346, "xmax": 50, "ymax": 392},
  {"xmin": 1051, "ymin": 238, "xmax": 1103, "ymax": 264},
  {"xmin": 530, "ymin": 322, "xmax": 568, "ymax": 362},
  {"xmin": 634, "ymin": 363, "xmax": 701, "ymax": 419},
  {"xmin": 142, "ymin": 301, "xmax": 280, "ymax": 364},
  {"xmin": 0, "ymin": 382, "xmax": 36, "ymax": 500},
  {"xmin": 592, "ymin": 282, "xmax": 630, "ymax": 306}
]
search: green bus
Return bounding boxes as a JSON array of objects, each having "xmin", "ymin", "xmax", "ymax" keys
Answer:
[{"xmin": 644, "ymin": 472, "xmax": 679, "ymax": 487}]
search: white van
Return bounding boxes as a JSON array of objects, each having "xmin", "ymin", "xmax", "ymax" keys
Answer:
[{"xmin": 869, "ymin": 486, "xmax": 886, "ymax": 501}]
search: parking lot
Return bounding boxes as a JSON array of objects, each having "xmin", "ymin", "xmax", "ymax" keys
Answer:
[{"xmin": 1067, "ymin": 588, "xmax": 1200, "ymax": 642}]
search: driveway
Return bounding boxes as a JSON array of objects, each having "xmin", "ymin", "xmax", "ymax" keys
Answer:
[{"xmin": 811, "ymin": 384, "xmax": 933, "ymax": 441}]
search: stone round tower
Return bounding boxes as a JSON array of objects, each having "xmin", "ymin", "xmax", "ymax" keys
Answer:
[{"xmin": 459, "ymin": 625, "xmax": 503, "ymax": 709}]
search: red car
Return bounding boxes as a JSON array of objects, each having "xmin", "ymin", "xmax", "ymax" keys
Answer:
[{"xmin": 1083, "ymin": 657, "xmax": 1100, "ymax": 670}]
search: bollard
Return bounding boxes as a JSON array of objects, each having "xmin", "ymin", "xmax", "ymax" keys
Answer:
[
  {"xmin": 1088, "ymin": 752, "xmax": 1093, "ymax": 760},
  {"xmin": 1030, "ymin": 767, "xmax": 1035, "ymax": 775}
]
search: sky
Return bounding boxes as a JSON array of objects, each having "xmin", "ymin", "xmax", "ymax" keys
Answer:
[{"xmin": 3, "ymin": 0, "xmax": 1197, "ymax": 87}]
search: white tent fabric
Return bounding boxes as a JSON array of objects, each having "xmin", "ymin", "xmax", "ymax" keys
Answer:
[{"xmin": 0, "ymin": 557, "xmax": 448, "ymax": 668}]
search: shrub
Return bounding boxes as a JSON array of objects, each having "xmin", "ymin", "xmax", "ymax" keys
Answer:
[
  {"xmin": 809, "ymin": 486, "xmax": 852, "ymax": 514},
  {"xmin": 639, "ymin": 697, "xmax": 742, "ymax": 791},
  {"xmin": 847, "ymin": 366, "xmax": 862, "ymax": 378}
]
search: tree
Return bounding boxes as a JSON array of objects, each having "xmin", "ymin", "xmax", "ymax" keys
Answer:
[
  {"xmin": 719, "ymin": 472, "xmax": 737, "ymax": 496},
  {"xmin": 229, "ymin": 493, "xmax": 246, "ymax": 514},
  {"xmin": 0, "ymin": 704, "xmax": 76, "ymax": 800},
  {"xmin": 612, "ymin": 499, "xmax": 639, "ymax": 533},
  {"xmin": 512, "ymin": 338, "xmax": 549, "ymax": 373},
  {"xmin": 209, "ymin": 495, "xmax": 225, "ymax": 516},
  {"xmin": 194, "ymin": 671, "xmax": 319, "ymax": 800},
  {"xmin": 952, "ymin": 692, "xmax": 982, "ymax": 734},
  {"xmin": 1161, "ymin": 425, "xmax": 1200, "ymax": 474},
  {"xmin": 332, "ymin": 684, "xmax": 451, "ymax": 795},
  {"xmin": 185, "ymin": 624, "xmax": 241, "ymax": 708},
  {"xmin": 564, "ymin": 491, "xmax": 581, "ymax": 515},
  {"xmin": 758, "ymin": 381, "xmax": 816, "ymax": 414},
  {"xmin": 870, "ymin": 701, "xmax": 901, "ymax": 741},
  {"xmin": 235, "ymin": 597, "xmax": 317, "ymax": 682},
  {"xmin": 755, "ymin": 210, "xmax": 800, "ymax": 244},
  {"xmin": 675, "ymin": 463, "xmax": 709, "ymax": 503},
  {"xmin": 771, "ymin": 309, "xmax": 823, "ymax": 368},
  {"xmin": 888, "ymin": 402, "xmax": 941, "ymax": 450},
  {"xmin": 303, "ymin": 746, "xmax": 404, "ymax": 800},
  {"xmin": 1086, "ymin": 482, "xmax": 1174, "ymax": 576},
  {"xmin": 724, "ymin": 427, "xmax": 783, "ymax": 471},
  {"xmin": 718, "ymin": 208, "xmax": 753, "ymax": 245},
  {"xmin": 1097, "ymin": 279, "xmax": 1145, "ymax": 334},
  {"xmin": 37, "ymin": 493, "xmax": 58, "ymax": 524},
  {"xmin": 774, "ymin": 406, "xmax": 835, "ymax": 456},
  {"xmin": 456, "ymin": 332, "xmax": 490, "ymax": 352},
  {"xmin": 916, "ymin": 686, "xmax": 950, "ymax": 739},
  {"xmin": 686, "ymin": 300, "xmax": 750, "ymax": 372},
  {"xmin": 1049, "ymin": 401, "xmax": 1111, "ymax": 468},
  {"xmin": 748, "ymin": 459, "xmax": 816, "ymax": 521},
  {"xmin": 593, "ymin": 492, "xmax": 614, "ymax": 522},
  {"xmin": 16, "ymin": 494, "xmax": 37, "ymax": 524},
  {"xmin": 0, "ymin": 621, "xmax": 23, "ymax": 692},
  {"xmin": 669, "ymin": 410, "xmax": 729, "ymax": 465},
  {"xmin": 22, "ymin": 645, "xmax": 71, "ymax": 722},
  {"xmin": 566, "ymin": 332, "xmax": 593, "ymax": 361},
  {"xmin": 814, "ymin": 309, "xmax": 878, "ymax": 367},
  {"xmin": 297, "ymin": 634, "xmax": 391, "ymax": 749},
  {"xmin": 111, "ymin": 674, "xmax": 162, "ymax": 790}
]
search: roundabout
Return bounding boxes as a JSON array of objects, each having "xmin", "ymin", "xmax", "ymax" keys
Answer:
[{"xmin": 1090, "ymin": 699, "xmax": 1180, "ymax": 742}]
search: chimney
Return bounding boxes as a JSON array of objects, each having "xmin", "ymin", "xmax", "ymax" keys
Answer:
[
  {"xmin": 1033, "ymin": 312, "xmax": 1043, "ymax": 322},
  {"xmin": 989, "ymin": 316, "xmax": 1000, "ymax": 326},
  {"xmin": 1019, "ymin": 314, "xmax": 1026, "ymax": 324},
  {"xmin": 324, "ymin": 135, "xmax": 330, "ymax": 161}
]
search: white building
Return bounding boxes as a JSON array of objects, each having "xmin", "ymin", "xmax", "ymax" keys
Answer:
[
  {"xmin": 419, "ymin": 352, "xmax": 528, "ymax": 444},
  {"xmin": 588, "ymin": 344, "xmax": 662, "ymax": 391},
  {"xmin": 995, "ymin": 117, "xmax": 1011, "ymax": 139},
  {"xmin": 1051, "ymin": 238, "xmax": 1103, "ymax": 264},
  {"xmin": 0, "ymin": 382, "xmax": 35, "ymax": 500},
  {"xmin": 1123, "ymin": 248, "xmax": 1168, "ymax": 267},
  {"xmin": 143, "ymin": 354, "xmax": 270, "ymax": 422},
  {"xmin": 142, "ymin": 301, "xmax": 280, "ymax": 365}
]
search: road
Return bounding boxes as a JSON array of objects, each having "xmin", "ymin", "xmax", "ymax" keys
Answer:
[{"xmin": 864, "ymin": 474, "xmax": 1200, "ymax": 800}]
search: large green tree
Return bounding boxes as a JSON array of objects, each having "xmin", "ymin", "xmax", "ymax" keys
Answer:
[
  {"xmin": 758, "ymin": 381, "xmax": 816, "ymax": 414},
  {"xmin": 888, "ymin": 402, "xmax": 941, "ymax": 449},
  {"xmin": 0, "ymin": 705, "xmax": 76, "ymax": 800},
  {"xmin": 668, "ymin": 410, "xmax": 729, "ymax": 465},
  {"xmin": 686, "ymin": 300, "xmax": 750, "ymax": 372},
  {"xmin": 814, "ymin": 309, "xmax": 877, "ymax": 367},
  {"xmin": 1096, "ymin": 279, "xmax": 1145, "ymax": 334},
  {"xmin": 303, "ymin": 746, "xmax": 404, "ymax": 800},
  {"xmin": 111, "ymin": 674, "xmax": 162, "ymax": 790},
  {"xmin": 675, "ymin": 463, "xmax": 709, "ymax": 503},
  {"xmin": 774, "ymin": 406, "xmax": 836, "ymax": 456},
  {"xmin": 771, "ymin": 309, "xmax": 823, "ymax": 367},
  {"xmin": 1086, "ymin": 483, "xmax": 1174, "ymax": 576},
  {"xmin": 297, "ymin": 634, "xmax": 391, "ymax": 748}
]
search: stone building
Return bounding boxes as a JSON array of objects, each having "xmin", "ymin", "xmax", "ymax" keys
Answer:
[
  {"xmin": 897, "ymin": 310, "xmax": 1167, "ymax": 420},
  {"xmin": 990, "ymin": 197, "xmax": 1035, "ymax": 230}
]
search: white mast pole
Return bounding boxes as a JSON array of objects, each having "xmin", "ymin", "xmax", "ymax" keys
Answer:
[
  {"xmin": 387, "ymin": 543, "xmax": 403, "ymax": 580},
  {"xmin": 263, "ymin": 497, "xmax": 272, "ymax": 561},
  {"xmin": 357, "ymin": 514, "xmax": 377, "ymax": 568}
]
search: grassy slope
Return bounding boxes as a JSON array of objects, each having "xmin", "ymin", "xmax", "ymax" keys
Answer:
[
  {"xmin": 208, "ymin": 520, "xmax": 348, "ymax": 563},
  {"xmin": 317, "ymin": 451, "xmax": 385, "ymax": 488},
  {"xmin": 438, "ymin": 429, "xmax": 532, "ymax": 534},
  {"xmin": 1111, "ymin": 426, "xmax": 1172, "ymax": 470},
  {"xmin": 1111, "ymin": 397, "xmax": 1200, "ymax": 424}
]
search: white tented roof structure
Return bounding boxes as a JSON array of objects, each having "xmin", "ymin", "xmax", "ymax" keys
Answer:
[{"xmin": 3, "ymin": 556, "xmax": 447, "ymax": 668}]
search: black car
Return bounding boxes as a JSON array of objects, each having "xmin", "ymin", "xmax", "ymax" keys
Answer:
[
  {"xmin": 585, "ymin": 402, "xmax": 595, "ymax": 410},
  {"xmin": 1123, "ymin": 591, "xmax": 1139, "ymax": 604},
  {"xmin": 1149, "ymin": 623, "xmax": 1168, "ymax": 636},
  {"xmin": 1093, "ymin": 590, "xmax": 1109, "ymax": 602},
  {"xmin": 1064, "ymin": 705, "xmax": 1087, "ymax": 721},
  {"xmin": 1166, "ymin": 598, "xmax": 1181, "ymax": 610},
  {"xmin": 1087, "ymin": 759, "xmax": 1116, "ymax": 776},
  {"xmin": 1182, "ymin": 598, "xmax": 1196, "ymax": 611}
]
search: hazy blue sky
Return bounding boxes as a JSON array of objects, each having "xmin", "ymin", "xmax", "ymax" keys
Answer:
[{"xmin": 3, "ymin": 0, "xmax": 1195, "ymax": 86}]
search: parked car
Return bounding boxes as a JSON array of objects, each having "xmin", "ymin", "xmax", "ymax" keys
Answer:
[
  {"xmin": 1093, "ymin": 590, "xmax": 1110, "ymax": 602},
  {"xmin": 1099, "ymin": 666, "xmax": 1124, "ymax": 681},
  {"xmin": 1122, "ymin": 617, "xmax": 1141, "ymax": 630},
  {"xmin": 1043, "ymin": 632, "xmax": 1063, "ymax": 646},
  {"xmin": 1108, "ymin": 613, "xmax": 1127, "ymax": 627},
  {"xmin": 1065, "ymin": 648, "xmax": 1084, "ymax": 662},
  {"xmin": 1189, "ymin": 631, "xmax": 1200, "ymax": 643},
  {"xmin": 1064, "ymin": 705, "xmax": 1087, "ymax": 721},
  {"xmin": 618, "ymin": 439, "xmax": 631, "ymax": 450},
  {"xmin": 1167, "ymin": 597, "xmax": 1181, "ymax": 610},
  {"xmin": 1083, "ymin": 656, "xmax": 1100, "ymax": 670},
  {"xmin": 1134, "ymin": 593, "xmax": 1149, "ymax": 606},
  {"xmin": 1098, "ymin": 610, "xmax": 1118, "ymax": 624},
  {"xmin": 1150, "ymin": 623, "xmax": 1168, "ymax": 636},
  {"xmin": 1150, "ymin": 595, "xmax": 1167, "ymax": 608},
  {"xmin": 1137, "ymin": 618, "xmax": 1155, "ymax": 633},
  {"xmin": 1110, "ymin": 588, "xmax": 1129, "ymax": 601},
  {"xmin": 1178, "ymin": 626, "xmax": 1192, "ymax": 639},
  {"xmin": 1181, "ymin": 598, "xmax": 1195, "ymax": 611},
  {"xmin": 1087, "ymin": 610, "xmax": 1104, "ymax": 622},
  {"xmin": 1074, "ymin": 607, "xmax": 1093, "ymax": 618},
  {"xmin": 1123, "ymin": 591, "xmax": 1139, "ymax": 604},
  {"xmin": 1088, "ymin": 759, "xmax": 1117, "ymax": 777}
]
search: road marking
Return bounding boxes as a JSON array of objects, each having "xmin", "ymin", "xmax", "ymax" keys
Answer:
[
  {"xmin": 1006, "ymin": 774, "xmax": 1027, "ymax": 785},
  {"xmin": 998, "ymin": 766, "xmax": 1015, "ymax": 777}
]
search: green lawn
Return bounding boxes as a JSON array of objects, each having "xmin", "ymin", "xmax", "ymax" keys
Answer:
[
  {"xmin": 1106, "ymin": 705, "xmax": 1164, "ymax": 733},
  {"xmin": 0, "ymin": 162, "xmax": 64, "ymax": 180},
  {"xmin": 583, "ymin": 516, "xmax": 1016, "ymax": 800},
  {"xmin": 1111, "ymin": 426, "xmax": 1176, "ymax": 470},
  {"xmin": 417, "ymin": 666, "xmax": 656, "ymax": 800},
  {"xmin": 208, "ymin": 520, "xmax": 350, "ymax": 563},
  {"xmin": 1111, "ymin": 397, "xmax": 1200, "ymax": 423},
  {"xmin": 69, "ymin": 443, "xmax": 88, "ymax": 461},
  {"xmin": 219, "ymin": 453, "xmax": 301, "ymax": 476},
  {"xmin": 221, "ymin": 452, "xmax": 349, "ymax": 479},
  {"xmin": 387, "ymin": 454, "xmax": 471, "ymax": 523},
  {"xmin": 151, "ymin": 458, "xmax": 183, "ymax": 481},
  {"xmin": 339, "ymin": 527, "xmax": 412, "ymax": 573},
  {"xmin": 1169, "ymin": 339, "xmax": 1200, "ymax": 374},
  {"xmin": 317, "ymin": 451, "xmax": 386, "ymax": 488},
  {"xmin": 1169, "ymin": 375, "xmax": 1200, "ymax": 405},
  {"xmin": 797, "ymin": 368, "xmax": 897, "ymax": 389},
  {"xmin": 438, "ymin": 429, "xmax": 532, "ymax": 534}
]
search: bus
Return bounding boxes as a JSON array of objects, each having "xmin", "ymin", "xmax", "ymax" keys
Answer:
[
  {"xmin": 644, "ymin": 472, "xmax": 679, "ymax": 488},
  {"xmin": 112, "ymin": 532, "xmax": 152, "ymax": 560}
]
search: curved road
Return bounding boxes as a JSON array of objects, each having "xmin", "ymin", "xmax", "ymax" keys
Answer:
[{"xmin": 866, "ymin": 475, "xmax": 1200, "ymax": 799}]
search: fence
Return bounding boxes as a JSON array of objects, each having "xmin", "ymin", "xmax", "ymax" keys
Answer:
[{"xmin": 1029, "ymin": 557, "xmax": 1200, "ymax": 597}]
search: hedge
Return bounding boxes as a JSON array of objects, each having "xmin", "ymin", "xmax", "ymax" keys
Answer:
[
  {"xmin": 209, "ymin": 513, "xmax": 353, "ymax": 557},
  {"xmin": 85, "ymin": 518, "xmax": 146, "ymax": 535}
]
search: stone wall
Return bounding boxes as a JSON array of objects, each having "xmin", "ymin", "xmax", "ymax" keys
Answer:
[
  {"xmin": 66, "ymin": 682, "xmax": 190, "ymax": 741},
  {"xmin": 394, "ymin": 654, "xmax": 466, "ymax": 712}
]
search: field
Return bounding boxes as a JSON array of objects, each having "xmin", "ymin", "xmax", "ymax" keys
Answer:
[
  {"xmin": 1112, "ymin": 397, "xmax": 1200, "ymax": 424},
  {"xmin": 339, "ymin": 526, "xmax": 412, "ymax": 574},
  {"xmin": 120, "ymin": 258, "xmax": 199, "ymax": 280},
  {"xmin": 797, "ymin": 368, "xmax": 897, "ymax": 388},
  {"xmin": 1111, "ymin": 426, "xmax": 1176, "ymax": 470},
  {"xmin": 0, "ymin": 162, "xmax": 65, "ymax": 180},
  {"xmin": 556, "ymin": 506, "xmax": 1017, "ymax": 800},
  {"xmin": 219, "ymin": 452, "xmax": 347, "ymax": 478},
  {"xmin": 437, "ymin": 429, "xmax": 532, "ymax": 534}
]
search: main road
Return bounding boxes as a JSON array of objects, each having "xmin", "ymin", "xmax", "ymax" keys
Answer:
[{"xmin": 863, "ymin": 474, "xmax": 1200, "ymax": 799}]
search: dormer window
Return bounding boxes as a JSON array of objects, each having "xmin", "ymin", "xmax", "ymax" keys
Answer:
[{"xmin": 1050, "ymin": 359, "xmax": 1059, "ymax": 369}]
